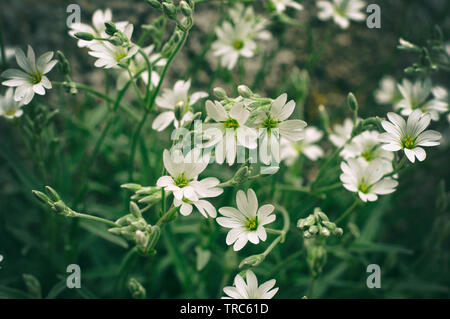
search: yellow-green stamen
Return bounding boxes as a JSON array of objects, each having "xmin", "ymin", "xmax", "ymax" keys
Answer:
[
  {"xmin": 224, "ymin": 117, "xmax": 240, "ymax": 129},
  {"xmin": 358, "ymin": 180, "xmax": 370, "ymax": 194},
  {"xmin": 402, "ymin": 135, "xmax": 415, "ymax": 149},
  {"xmin": 30, "ymin": 71, "xmax": 42, "ymax": 84},
  {"xmin": 246, "ymin": 216, "xmax": 258, "ymax": 231},
  {"xmin": 233, "ymin": 40, "xmax": 244, "ymax": 50},
  {"xmin": 174, "ymin": 172, "xmax": 191, "ymax": 188}
]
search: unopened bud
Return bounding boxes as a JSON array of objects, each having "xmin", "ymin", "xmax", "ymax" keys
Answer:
[
  {"xmin": 238, "ymin": 85, "xmax": 253, "ymax": 98},
  {"xmin": 32, "ymin": 190, "xmax": 50, "ymax": 204},
  {"xmin": 146, "ymin": 0, "xmax": 162, "ymax": 9},
  {"xmin": 347, "ymin": 92, "xmax": 358, "ymax": 113},
  {"xmin": 129, "ymin": 201, "xmax": 142, "ymax": 218},
  {"xmin": 213, "ymin": 87, "xmax": 227, "ymax": 99},
  {"xmin": 162, "ymin": 2, "xmax": 177, "ymax": 20},
  {"xmin": 74, "ymin": 32, "xmax": 94, "ymax": 41},
  {"xmin": 239, "ymin": 254, "xmax": 265, "ymax": 268},
  {"xmin": 104, "ymin": 22, "xmax": 118, "ymax": 36},
  {"xmin": 128, "ymin": 278, "xmax": 147, "ymax": 299},
  {"xmin": 180, "ymin": 1, "xmax": 192, "ymax": 17}
]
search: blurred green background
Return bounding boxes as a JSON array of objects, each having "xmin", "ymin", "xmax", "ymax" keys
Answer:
[{"xmin": 0, "ymin": 0, "xmax": 449, "ymax": 298}]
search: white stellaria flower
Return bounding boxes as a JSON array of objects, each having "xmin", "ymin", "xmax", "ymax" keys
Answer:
[
  {"xmin": 117, "ymin": 44, "xmax": 166, "ymax": 90},
  {"xmin": 1, "ymin": 45, "xmax": 57, "ymax": 105},
  {"xmin": 378, "ymin": 110, "xmax": 442, "ymax": 163},
  {"xmin": 395, "ymin": 78, "xmax": 447, "ymax": 121},
  {"xmin": 157, "ymin": 149, "xmax": 212, "ymax": 203},
  {"xmin": 152, "ymin": 79, "xmax": 208, "ymax": 131},
  {"xmin": 375, "ymin": 76, "xmax": 401, "ymax": 105},
  {"xmin": 329, "ymin": 118, "xmax": 354, "ymax": 147},
  {"xmin": 0, "ymin": 88, "xmax": 25, "ymax": 119},
  {"xmin": 173, "ymin": 178, "xmax": 223, "ymax": 218},
  {"xmin": 428, "ymin": 86, "xmax": 449, "ymax": 121},
  {"xmin": 222, "ymin": 270, "xmax": 278, "ymax": 299},
  {"xmin": 256, "ymin": 93, "xmax": 307, "ymax": 164},
  {"xmin": 270, "ymin": 0, "xmax": 303, "ymax": 13},
  {"xmin": 341, "ymin": 131, "xmax": 394, "ymax": 172},
  {"xmin": 317, "ymin": 0, "xmax": 366, "ymax": 29},
  {"xmin": 68, "ymin": 8, "xmax": 129, "ymax": 48},
  {"xmin": 205, "ymin": 100, "xmax": 257, "ymax": 165},
  {"xmin": 212, "ymin": 4, "xmax": 270, "ymax": 70},
  {"xmin": 340, "ymin": 158, "xmax": 398, "ymax": 202},
  {"xmin": 87, "ymin": 24, "xmax": 138, "ymax": 69},
  {"xmin": 216, "ymin": 189, "xmax": 276, "ymax": 251},
  {"xmin": 280, "ymin": 127, "xmax": 324, "ymax": 163}
]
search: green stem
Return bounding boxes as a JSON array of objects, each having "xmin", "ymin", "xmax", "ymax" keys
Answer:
[
  {"xmin": 73, "ymin": 212, "xmax": 118, "ymax": 228},
  {"xmin": 335, "ymin": 198, "xmax": 360, "ymax": 224},
  {"xmin": 156, "ymin": 205, "xmax": 179, "ymax": 226}
]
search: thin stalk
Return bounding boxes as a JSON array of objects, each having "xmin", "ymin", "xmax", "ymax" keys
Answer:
[{"xmin": 335, "ymin": 198, "xmax": 360, "ymax": 224}]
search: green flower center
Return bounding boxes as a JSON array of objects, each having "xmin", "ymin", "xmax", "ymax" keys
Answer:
[
  {"xmin": 401, "ymin": 135, "xmax": 415, "ymax": 149},
  {"xmin": 114, "ymin": 49, "xmax": 127, "ymax": 62},
  {"xmin": 174, "ymin": 173, "xmax": 192, "ymax": 188},
  {"xmin": 358, "ymin": 179, "xmax": 370, "ymax": 194},
  {"xmin": 246, "ymin": 216, "xmax": 258, "ymax": 231},
  {"xmin": 233, "ymin": 39, "xmax": 244, "ymax": 50},
  {"xmin": 224, "ymin": 117, "xmax": 240, "ymax": 129},
  {"xmin": 30, "ymin": 71, "xmax": 42, "ymax": 84},
  {"xmin": 262, "ymin": 115, "xmax": 279, "ymax": 130},
  {"xmin": 362, "ymin": 150, "xmax": 375, "ymax": 162}
]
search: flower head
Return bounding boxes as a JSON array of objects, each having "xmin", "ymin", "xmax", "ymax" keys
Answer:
[
  {"xmin": 340, "ymin": 158, "xmax": 398, "ymax": 202},
  {"xmin": 217, "ymin": 189, "xmax": 275, "ymax": 251},
  {"xmin": 375, "ymin": 76, "xmax": 401, "ymax": 105},
  {"xmin": 0, "ymin": 88, "xmax": 24, "ymax": 119},
  {"xmin": 2, "ymin": 45, "xmax": 57, "ymax": 105},
  {"xmin": 378, "ymin": 110, "xmax": 441, "ymax": 163},
  {"xmin": 270, "ymin": 0, "xmax": 303, "ymax": 13},
  {"xmin": 329, "ymin": 118, "xmax": 354, "ymax": 147},
  {"xmin": 317, "ymin": 0, "xmax": 366, "ymax": 29},
  {"xmin": 212, "ymin": 4, "xmax": 270, "ymax": 70},
  {"xmin": 222, "ymin": 270, "xmax": 278, "ymax": 299},
  {"xmin": 205, "ymin": 100, "xmax": 258, "ymax": 165},
  {"xmin": 87, "ymin": 24, "xmax": 138, "ymax": 69},
  {"xmin": 152, "ymin": 79, "xmax": 207, "ymax": 131},
  {"xmin": 395, "ymin": 79, "xmax": 447, "ymax": 121}
]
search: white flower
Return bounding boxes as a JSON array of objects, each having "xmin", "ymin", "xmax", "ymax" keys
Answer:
[
  {"xmin": 152, "ymin": 79, "xmax": 207, "ymax": 131},
  {"xmin": 329, "ymin": 118, "xmax": 354, "ymax": 147},
  {"xmin": 340, "ymin": 158, "xmax": 398, "ymax": 202},
  {"xmin": 341, "ymin": 131, "xmax": 394, "ymax": 167},
  {"xmin": 317, "ymin": 0, "xmax": 366, "ymax": 29},
  {"xmin": 397, "ymin": 38, "xmax": 418, "ymax": 51},
  {"xmin": 222, "ymin": 270, "xmax": 278, "ymax": 299},
  {"xmin": 173, "ymin": 177, "xmax": 223, "ymax": 218},
  {"xmin": 87, "ymin": 24, "xmax": 138, "ymax": 69},
  {"xmin": 270, "ymin": 0, "xmax": 303, "ymax": 13},
  {"xmin": 256, "ymin": 93, "xmax": 307, "ymax": 164},
  {"xmin": 157, "ymin": 149, "xmax": 212, "ymax": 202},
  {"xmin": 212, "ymin": 4, "xmax": 270, "ymax": 70},
  {"xmin": 375, "ymin": 76, "xmax": 400, "ymax": 105},
  {"xmin": 216, "ymin": 189, "xmax": 275, "ymax": 251},
  {"xmin": 117, "ymin": 44, "xmax": 166, "ymax": 90},
  {"xmin": 378, "ymin": 110, "xmax": 442, "ymax": 163},
  {"xmin": 205, "ymin": 100, "xmax": 258, "ymax": 165},
  {"xmin": 427, "ymin": 86, "xmax": 449, "ymax": 120},
  {"xmin": 0, "ymin": 88, "xmax": 24, "ymax": 119},
  {"xmin": 280, "ymin": 127, "xmax": 324, "ymax": 163},
  {"xmin": 1, "ymin": 45, "xmax": 57, "ymax": 105},
  {"xmin": 68, "ymin": 8, "xmax": 128, "ymax": 48},
  {"xmin": 395, "ymin": 78, "xmax": 447, "ymax": 121}
]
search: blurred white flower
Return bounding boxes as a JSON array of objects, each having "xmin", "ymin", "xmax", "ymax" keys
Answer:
[
  {"xmin": 1, "ymin": 45, "xmax": 57, "ymax": 105},
  {"xmin": 0, "ymin": 88, "xmax": 24, "ymax": 119},
  {"xmin": 157, "ymin": 149, "xmax": 213, "ymax": 203},
  {"xmin": 340, "ymin": 158, "xmax": 398, "ymax": 202},
  {"xmin": 279, "ymin": 126, "xmax": 324, "ymax": 164},
  {"xmin": 205, "ymin": 100, "xmax": 257, "ymax": 165},
  {"xmin": 270, "ymin": 0, "xmax": 303, "ymax": 13},
  {"xmin": 341, "ymin": 131, "xmax": 394, "ymax": 171},
  {"xmin": 396, "ymin": 78, "xmax": 447, "ymax": 121},
  {"xmin": 152, "ymin": 79, "xmax": 207, "ymax": 131},
  {"xmin": 88, "ymin": 24, "xmax": 138, "ymax": 69},
  {"xmin": 68, "ymin": 8, "xmax": 129, "ymax": 48},
  {"xmin": 256, "ymin": 93, "xmax": 307, "ymax": 164},
  {"xmin": 397, "ymin": 38, "xmax": 418, "ymax": 51},
  {"xmin": 216, "ymin": 189, "xmax": 275, "ymax": 251},
  {"xmin": 378, "ymin": 110, "xmax": 441, "ymax": 163},
  {"xmin": 329, "ymin": 118, "xmax": 354, "ymax": 147},
  {"xmin": 317, "ymin": 0, "xmax": 366, "ymax": 29},
  {"xmin": 212, "ymin": 4, "xmax": 270, "ymax": 70},
  {"xmin": 375, "ymin": 76, "xmax": 401, "ymax": 105},
  {"xmin": 222, "ymin": 270, "xmax": 278, "ymax": 299},
  {"xmin": 117, "ymin": 44, "xmax": 166, "ymax": 90},
  {"xmin": 173, "ymin": 178, "xmax": 223, "ymax": 218}
]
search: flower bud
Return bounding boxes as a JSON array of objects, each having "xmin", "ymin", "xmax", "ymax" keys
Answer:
[
  {"xmin": 104, "ymin": 22, "xmax": 118, "ymax": 36},
  {"xmin": 121, "ymin": 183, "xmax": 142, "ymax": 191},
  {"xmin": 45, "ymin": 186, "xmax": 61, "ymax": 201},
  {"xmin": 162, "ymin": 2, "xmax": 177, "ymax": 20},
  {"xmin": 320, "ymin": 227, "xmax": 330, "ymax": 237},
  {"xmin": 32, "ymin": 190, "xmax": 50, "ymax": 204},
  {"xmin": 180, "ymin": 1, "xmax": 192, "ymax": 17},
  {"xmin": 146, "ymin": 0, "xmax": 162, "ymax": 9},
  {"xmin": 309, "ymin": 225, "xmax": 318, "ymax": 234},
  {"xmin": 128, "ymin": 278, "xmax": 147, "ymax": 299},
  {"xmin": 56, "ymin": 50, "xmax": 70, "ymax": 75},
  {"xmin": 239, "ymin": 254, "xmax": 265, "ymax": 268},
  {"xmin": 129, "ymin": 201, "xmax": 142, "ymax": 218},
  {"xmin": 23, "ymin": 274, "xmax": 42, "ymax": 298},
  {"xmin": 238, "ymin": 85, "xmax": 253, "ymax": 98},
  {"xmin": 334, "ymin": 227, "xmax": 344, "ymax": 236},
  {"xmin": 135, "ymin": 230, "xmax": 149, "ymax": 247},
  {"xmin": 213, "ymin": 87, "xmax": 228, "ymax": 99},
  {"xmin": 232, "ymin": 166, "xmax": 250, "ymax": 185},
  {"xmin": 74, "ymin": 32, "xmax": 94, "ymax": 41},
  {"xmin": 347, "ymin": 92, "xmax": 358, "ymax": 113}
]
